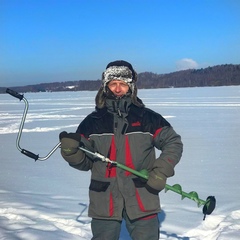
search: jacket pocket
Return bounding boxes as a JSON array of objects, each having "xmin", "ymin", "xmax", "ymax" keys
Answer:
[
  {"xmin": 89, "ymin": 179, "xmax": 110, "ymax": 192},
  {"xmin": 89, "ymin": 179, "xmax": 114, "ymax": 218},
  {"xmin": 132, "ymin": 177, "xmax": 147, "ymax": 188}
]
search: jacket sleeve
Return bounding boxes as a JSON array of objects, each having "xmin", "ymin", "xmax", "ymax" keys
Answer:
[
  {"xmin": 153, "ymin": 126, "xmax": 183, "ymax": 178},
  {"xmin": 69, "ymin": 155, "xmax": 93, "ymax": 171},
  {"xmin": 68, "ymin": 136, "xmax": 94, "ymax": 171}
]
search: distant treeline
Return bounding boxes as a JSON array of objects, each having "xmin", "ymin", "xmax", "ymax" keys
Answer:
[{"xmin": 1, "ymin": 64, "xmax": 240, "ymax": 94}]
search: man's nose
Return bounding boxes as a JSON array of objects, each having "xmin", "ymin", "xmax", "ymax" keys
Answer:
[{"xmin": 115, "ymin": 84, "xmax": 121, "ymax": 92}]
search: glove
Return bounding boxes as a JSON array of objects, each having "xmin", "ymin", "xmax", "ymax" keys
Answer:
[
  {"xmin": 59, "ymin": 131, "xmax": 81, "ymax": 155},
  {"xmin": 59, "ymin": 131, "xmax": 85, "ymax": 165},
  {"xmin": 145, "ymin": 169, "xmax": 167, "ymax": 195}
]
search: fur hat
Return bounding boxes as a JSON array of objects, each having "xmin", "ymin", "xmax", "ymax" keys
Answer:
[
  {"xmin": 103, "ymin": 60, "xmax": 136, "ymax": 92},
  {"xmin": 95, "ymin": 60, "xmax": 143, "ymax": 108}
]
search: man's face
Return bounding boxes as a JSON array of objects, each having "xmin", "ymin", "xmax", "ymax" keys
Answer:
[{"xmin": 107, "ymin": 80, "xmax": 130, "ymax": 97}]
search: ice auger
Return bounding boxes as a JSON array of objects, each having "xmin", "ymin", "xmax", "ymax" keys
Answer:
[{"xmin": 6, "ymin": 88, "xmax": 216, "ymax": 220}]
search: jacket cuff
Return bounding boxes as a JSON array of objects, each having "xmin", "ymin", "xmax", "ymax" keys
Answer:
[{"xmin": 145, "ymin": 184, "xmax": 160, "ymax": 195}]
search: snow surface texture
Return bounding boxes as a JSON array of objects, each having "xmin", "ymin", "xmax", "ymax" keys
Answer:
[{"xmin": 0, "ymin": 86, "xmax": 240, "ymax": 240}]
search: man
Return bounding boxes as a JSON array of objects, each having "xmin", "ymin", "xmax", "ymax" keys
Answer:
[{"xmin": 59, "ymin": 60, "xmax": 183, "ymax": 240}]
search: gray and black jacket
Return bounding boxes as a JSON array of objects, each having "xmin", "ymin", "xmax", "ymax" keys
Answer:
[{"xmin": 72, "ymin": 96, "xmax": 183, "ymax": 221}]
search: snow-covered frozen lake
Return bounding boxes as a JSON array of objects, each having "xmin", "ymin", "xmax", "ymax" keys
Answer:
[{"xmin": 0, "ymin": 86, "xmax": 240, "ymax": 239}]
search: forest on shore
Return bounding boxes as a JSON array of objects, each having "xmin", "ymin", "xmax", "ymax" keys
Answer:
[{"xmin": 1, "ymin": 64, "xmax": 240, "ymax": 94}]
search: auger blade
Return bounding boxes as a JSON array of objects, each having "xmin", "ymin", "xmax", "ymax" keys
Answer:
[{"xmin": 202, "ymin": 196, "xmax": 216, "ymax": 220}]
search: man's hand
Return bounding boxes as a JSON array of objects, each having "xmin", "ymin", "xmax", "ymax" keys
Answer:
[
  {"xmin": 59, "ymin": 131, "xmax": 85, "ymax": 164},
  {"xmin": 145, "ymin": 169, "xmax": 167, "ymax": 195}
]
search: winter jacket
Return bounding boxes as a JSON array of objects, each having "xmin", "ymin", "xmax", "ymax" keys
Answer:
[{"xmin": 71, "ymin": 96, "xmax": 183, "ymax": 221}]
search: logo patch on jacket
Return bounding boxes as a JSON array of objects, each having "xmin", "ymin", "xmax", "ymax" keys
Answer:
[{"xmin": 131, "ymin": 121, "xmax": 141, "ymax": 127}]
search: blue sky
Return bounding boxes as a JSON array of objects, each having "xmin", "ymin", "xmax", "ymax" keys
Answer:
[{"xmin": 1, "ymin": 0, "xmax": 240, "ymax": 87}]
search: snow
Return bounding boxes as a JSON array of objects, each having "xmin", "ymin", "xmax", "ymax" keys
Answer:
[{"xmin": 0, "ymin": 86, "xmax": 240, "ymax": 239}]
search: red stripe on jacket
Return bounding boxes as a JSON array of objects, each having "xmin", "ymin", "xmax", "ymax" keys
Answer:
[
  {"xmin": 153, "ymin": 127, "xmax": 163, "ymax": 139},
  {"xmin": 109, "ymin": 191, "xmax": 114, "ymax": 217},
  {"xmin": 125, "ymin": 135, "xmax": 135, "ymax": 176},
  {"xmin": 105, "ymin": 136, "xmax": 117, "ymax": 178}
]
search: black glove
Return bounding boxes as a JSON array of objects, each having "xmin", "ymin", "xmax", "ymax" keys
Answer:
[
  {"xmin": 145, "ymin": 170, "xmax": 167, "ymax": 195},
  {"xmin": 59, "ymin": 131, "xmax": 84, "ymax": 164}
]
